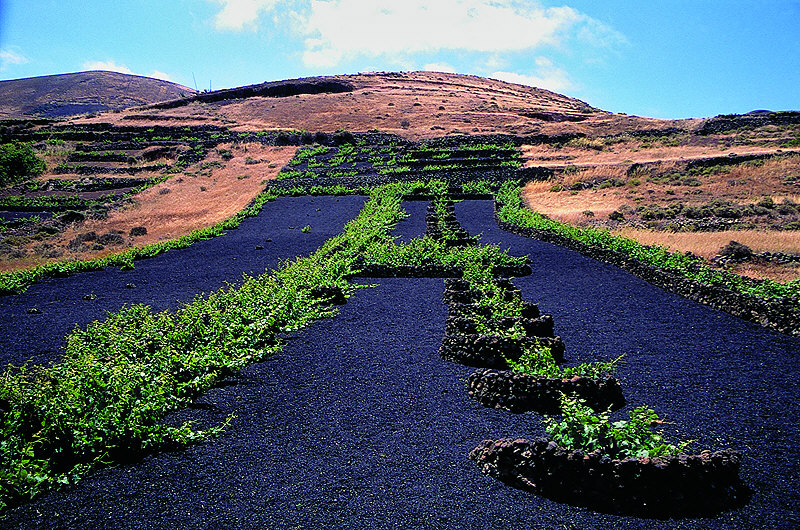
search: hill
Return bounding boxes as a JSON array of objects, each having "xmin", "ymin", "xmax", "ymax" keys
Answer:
[
  {"xmin": 0, "ymin": 71, "xmax": 196, "ymax": 119},
  {"xmin": 1, "ymin": 71, "xmax": 799, "ymax": 283},
  {"xmin": 82, "ymin": 71, "xmax": 682, "ymax": 139}
]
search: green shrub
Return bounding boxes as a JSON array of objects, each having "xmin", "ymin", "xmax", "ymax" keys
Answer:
[
  {"xmin": 545, "ymin": 394, "xmax": 691, "ymax": 459},
  {"xmin": 0, "ymin": 143, "xmax": 46, "ymax": 186},
  {"xmin": 507, "ymin": 342, "xmax": 622, "ymax": 379},
  {"xmin": 461, "ymin": 181, "xmax": 494, "ymax": 195}
]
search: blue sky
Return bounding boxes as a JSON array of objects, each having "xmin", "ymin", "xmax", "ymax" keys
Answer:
[{"xmin": 1, "ymin": 1, "xmax": 798, "ymax": 119}]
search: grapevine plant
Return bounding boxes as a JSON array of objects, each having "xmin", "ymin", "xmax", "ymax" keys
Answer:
[{"xmin": 545, "ymin": 394, "xmax": 692, "ymax": 459}]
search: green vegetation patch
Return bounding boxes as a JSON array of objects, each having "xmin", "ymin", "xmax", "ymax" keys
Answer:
[
  {"xmin": 0, "ymin": 143, "xmax": 46, "ymax": 186},
  {"xmin": 545, "ymin": 394, "xmax": 691, "ymax": 459},
  {"xmin": 0, "ymin": 180, "xmax": 525, "ymax": 511}
]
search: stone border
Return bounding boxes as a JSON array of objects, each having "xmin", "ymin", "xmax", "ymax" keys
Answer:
[
  {"xmin": 438, "ymin": 333, "xmax": 565, "ymax": 368},
  {"xmin": 494, "ymin": 199, "xmax": 800, "ymax": 337},
  {"xmin": 467, "ymin": 368, "xmax": 624, "ymax": 414},
  {"xmin": 469, "ymin": 437, "xmax": 748, "ymax": 517},
  {"xmin": 444, "ymin": 315, "xmax": 552, "ymax": 336}
]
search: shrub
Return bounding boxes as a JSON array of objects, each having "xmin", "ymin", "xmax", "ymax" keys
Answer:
[
  {"xmin": 0, "ymin": 143, "xmax": 46, "ymax": 186},
  {"xmin": 608, "ymin": 210, "xmax": 625, "ymax": 221},
  {"xmin": 545, "ymin": 394, "xmax": 691, "ymax": 459},
  {"xmin": 507, "ymin": 342, "xmax": 622, "ymax": 379},
  {"xmin": 757, "ymin": 196, "xmax": 775, "ymax": 209}
]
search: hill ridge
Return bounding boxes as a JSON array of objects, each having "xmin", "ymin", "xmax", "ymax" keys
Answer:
[{"xmin": 0, "ymin": 70, "xmax": 196, "ymax": 120}]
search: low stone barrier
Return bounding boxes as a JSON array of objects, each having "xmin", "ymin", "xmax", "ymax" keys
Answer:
[
  {"xmin": 442, "ymin": 286, "xmax": 522, "ymax": 305},
  {"xmin": 467, "ymin": 368, "xmax": 624, "ymax": 413},
  {"xmin": 438, "ymin": 333, "xmax": 565, "ymax": 368},
  {"xmin": 470, "ymin": 437, "xmax": 747, "ymax": 517}
]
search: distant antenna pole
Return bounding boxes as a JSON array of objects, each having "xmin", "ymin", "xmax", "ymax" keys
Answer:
[
  {"xmin": 209, "ymin": 80, "xmax": 212, "ymax": 92},
  {"xmin": 192, "ymin": 72, "xmax": 198, "ymax": 91}
]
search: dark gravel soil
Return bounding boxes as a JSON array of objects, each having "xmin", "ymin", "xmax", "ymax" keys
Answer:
[
  {"xmin": 392, "ymin": 200, "xmax": 429, "ymax": 243},
  {"xmin": 2, "ymin": 198, "xmax": 799, "ymax": 528},
  {"xmin": 0, "ymin": 195, "xmax": 366, "ymax": 367},
  {"xmin": 455, "ymin": 200, "xmax": 800, "ymax": 529},
  {"xmin": 0, "ymin": 211, "xmax": 53, "ymax": 221}
]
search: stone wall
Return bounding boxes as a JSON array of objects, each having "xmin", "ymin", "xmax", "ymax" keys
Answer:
[
  {"xmin": 467, "ymin": 369, "xmax": 624, "ymax": 414},
  {"xmin": 470, "ymin": 437, "xmax": 747, "ymax": 517}
]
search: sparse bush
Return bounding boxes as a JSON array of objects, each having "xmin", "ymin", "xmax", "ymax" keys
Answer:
[
  {"xmin": 608, "ymin": 210, "xmax": 625, "ymax": 221},
  {"xmin": 757, "ymin": 196, "xmax": 775, "ymax": 209}
]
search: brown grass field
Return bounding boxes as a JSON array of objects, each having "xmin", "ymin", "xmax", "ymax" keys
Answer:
[
  {"xmin": 522, "ymin": 148, "xmax": 800, "ymax": 281},
  {"xmin": 1, "ymin": 145, "xmax": 296, "ymax": 272}
]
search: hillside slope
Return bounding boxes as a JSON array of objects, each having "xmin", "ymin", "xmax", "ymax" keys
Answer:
[
  {"xmin": 81, "ymin": 71, "xmax": 684, "ymax": 139},
  {"xmin": 2, "ymin": 70, "xmax": 798, "ymax": 282},
  {"xmin": 0, "ymin": 71, "xmax": 196, "ymax": 119}
]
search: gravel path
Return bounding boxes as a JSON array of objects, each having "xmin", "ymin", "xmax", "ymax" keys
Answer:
[
  {"xmin": 0, "ymin": 195, "xmax": 366, "ymax": 367},
  {"xmin": 2, "ymin": 198, "xmax": 799, "ymax": 528}
]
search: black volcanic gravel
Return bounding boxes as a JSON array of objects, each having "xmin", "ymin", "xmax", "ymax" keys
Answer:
[
  {"xmin": 0, "ymin": 195, "xmax": 366, "ymax": 367},
  {"xmin": 2, "ymin": 198, "xmax": 799, "ymax": 528},
  {"xmin": 392, "ymin": 200, "xmax": 429, "ymax": 243},
  {"xmin": 0, "ymin": 211, "xmax": 53, "ymax": 221},
  {"xmin": 455, "ymin": 199, "xmax": 800, "ymax": 528}
]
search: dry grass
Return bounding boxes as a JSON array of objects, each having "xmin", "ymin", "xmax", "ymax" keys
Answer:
[
  {"xmin": 728, "ymin": 261, "xmax": 800, "ymax": 283},
  {"xmin": 520, "ymin": 141, "xmax": 791, "ymax": 168},
  {"xmin": 0, "ymin": 144, "xmax": 296, "ymax": 273},
  {"xmin": 522, "ymin": 181, "xmax": 628, "ymax": 220},
  {"xmin": 560, "ymin": 165, "xmax": 628, "ymax": 188},
  {"xmin": 611, "ymin": 227, "xmax": 800, "ymax": 259}
]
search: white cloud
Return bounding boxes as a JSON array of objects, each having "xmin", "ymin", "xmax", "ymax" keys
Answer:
[
  {"xmin": 147, "ymin": 70, "xmax": 177, "ymax": 83},
  {"xmin": 423, "ymin": 62, "xmax": 457, "ymax": 73},
  {"xmin": 210, "ymin": 0, "xmax": 279, "ymax": 31},
  {"xmin": 83, "ymin": 60, "xmax": 135, "ymax": 75},
  {"xmin": 292, "ymin": 0, "xmax": 620, "ymax": 68},
  {"xmin": 483, "ymin": 55, "xmax": 508, "ymax": 71},
  {"xmin": 0, "ymin": 48, "xmax": 30, "ymax": 71},
  {"xmin": 82, "ymin": 61, "xmax": 177, "ymax": 82},
  {"xmin": 491, "ymin": 57, "xmax": 574, "ymax": 92}
]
